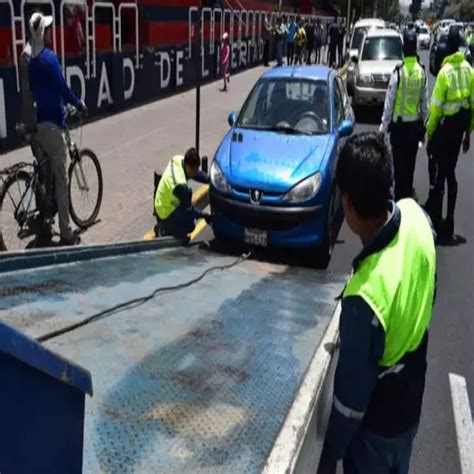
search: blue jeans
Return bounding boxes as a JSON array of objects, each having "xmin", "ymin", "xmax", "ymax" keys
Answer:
[{"xmin": 343, "ymin": 424, "xmax": 418, "ymax": 474}]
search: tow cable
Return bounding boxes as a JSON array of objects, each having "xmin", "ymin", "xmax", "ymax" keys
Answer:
[{"xmin": 37, "ymin": 251, "xmax": 252, "ymax": 343}]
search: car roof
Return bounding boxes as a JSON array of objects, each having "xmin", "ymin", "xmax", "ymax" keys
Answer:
[
  {"xmin": 354, "ymin": 18, "xmax": 385, "ymax": 28},
  {"xmin": 366, "ymin": 28, "xmax": 400, "ymax": 38},
  {"xmin": 261, "ymin": 65, "xmax": 332, "ymax": 81}
]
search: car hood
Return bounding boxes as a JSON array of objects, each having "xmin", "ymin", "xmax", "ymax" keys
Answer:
[
  {"xmin": 217, "ymin": 128, "xmax": 333, "ymax": 193},
  {"xmin": 359, "ymin": 59, "xmax": 402, "ymax": 75}
]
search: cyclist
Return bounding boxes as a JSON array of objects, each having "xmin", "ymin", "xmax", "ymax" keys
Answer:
[{"xmin": 28, "ymin": 12, "xmax": 87, "ymax": 246}]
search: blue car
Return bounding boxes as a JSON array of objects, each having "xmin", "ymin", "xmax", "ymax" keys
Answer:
[{"xmin": 210, "ymin": 66, "xmax": 354, "ymax": 264}]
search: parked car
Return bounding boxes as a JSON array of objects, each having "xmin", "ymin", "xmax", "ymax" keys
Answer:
[
  {"xmin": 417, "ymin": 25, "xmax": 431, "ymax": 49},
  {"xmin": 209, "ymin": 66, "xmax": 354, "ymax": 265},
  {"xmin": 352, "ymin": 28, "xmax": 403, "ymax": 110},
  {"xmin": 430, "ymin": 30, "xmax": 471, "ymax": 76},
  {"xmin": 347, "ymin": 18, "xmax": 386, "ymax": 94}
]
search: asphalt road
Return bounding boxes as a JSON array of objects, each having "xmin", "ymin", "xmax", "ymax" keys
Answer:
[{"xmin": 328, "ymin": 50, "xmax": 473, "ymax": 474}]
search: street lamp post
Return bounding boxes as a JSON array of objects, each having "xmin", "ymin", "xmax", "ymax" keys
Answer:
[{"xmin": 195, "ymin": 0, "xmax": 203, "ymax": 155}]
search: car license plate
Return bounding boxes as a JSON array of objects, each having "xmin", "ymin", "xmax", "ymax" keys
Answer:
[{"xmin": 244, "ymin": 228, "xmax": 268, "ymax": 247}]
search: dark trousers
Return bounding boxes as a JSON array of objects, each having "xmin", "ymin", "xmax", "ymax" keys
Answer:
[
  {"xmin": 343, "ymin": 423, "xmax": 418, "ymax": 474},
  {"xmin": 295, "ymin": 45, "xmax": 304, "ymax": 64},
  {"xmin": 263, "ymin": 39, "xmax": 270, "ymax": 65},
  {"xmin": 390, "ymin": 123, "xmax": 420, "ymax": 201},
  {"xmin": 306, "ymin": 42, "xmax": 314, "ymax": 64},
  {"xmin": 329, "ymin": 44, "xmax": 337, "ymax": 67},
  {"xmin": 314, "ymin": 43, "xmax": 322, "ymax": 63},
  {"xmin": 426, "ymin": 110, "xmax": 468, "ymax": 230},
  {"xmin": 338, "ymin": 42, "xmax": 344, "ymax": 67},
  {"xmin": 157, "ymin": 207, "xmax": 196, "ymax": 239},
  {"xmin": 287, "ymin": 42, "xmax": 295, "ymax": 65}
]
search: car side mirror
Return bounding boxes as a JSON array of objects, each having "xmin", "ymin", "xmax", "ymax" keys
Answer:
[
  {"xmin": 351, "ymin": 55, "xmax": 358, "ymax": 64},
  {"xmin": 338, "ymin": 119, "xmax": 353, "ymax": 137},
  {"xmin": 228, "ymin": 112, "xmax": 237, "ymax": 127}
]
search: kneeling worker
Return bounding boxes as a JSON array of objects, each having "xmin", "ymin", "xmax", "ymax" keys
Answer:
[{"xmin": 154, "ymin": 148, "xmax": 210, "ymax": 238}]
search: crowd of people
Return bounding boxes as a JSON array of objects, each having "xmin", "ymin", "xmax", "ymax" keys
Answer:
[{"xmin": 262, "ymin": 15, "xmax": 347, "ymax": 69}]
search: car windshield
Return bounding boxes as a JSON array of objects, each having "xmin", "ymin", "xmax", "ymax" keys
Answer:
[
  {"xmin": 361, "ymin": 36, "xmax": 402, "ymax": 60},
  {"xmin": 420, "ymin": 27, "xmax": 428, "ymax": 34},
  {"xmin": 351, "ymin": 27, "xmax": 368, "ymax": 50},
  {"xmin": 237, "ymin": 78, "xmax": 330, "ymax": 135}
]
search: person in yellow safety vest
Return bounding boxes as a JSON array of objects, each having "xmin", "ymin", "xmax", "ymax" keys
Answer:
[
  {"xmin": 154, "ymin": 148, "xmax": 210, "ymax": 238},
  {"xmin": 380, "ymin": 29, "xmax": 428, "ymax": 201},
  {"xmin": 425, "ymin": 26, "xmax": 474, "ymax": 241},
  {"xmin": 294, "ymin": 18, "xmax": 307, "ymax": 65},
  {"xmin": 317, "ymin": 132, "xmax": 436, "ymax": 474}
]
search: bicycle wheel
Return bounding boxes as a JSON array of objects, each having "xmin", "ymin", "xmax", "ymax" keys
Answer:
[
  {"xmin": 68, "ymin": 148, "xmax": 103, "ymax": 228},
  {"xmin": 0, "ymin": 170, "xmax": 38, "ymax": 251}
]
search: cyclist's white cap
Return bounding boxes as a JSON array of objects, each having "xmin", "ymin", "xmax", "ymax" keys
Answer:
[{"xmin": 29, "ymin": 12, "xmax": 53, "ymax": 38}]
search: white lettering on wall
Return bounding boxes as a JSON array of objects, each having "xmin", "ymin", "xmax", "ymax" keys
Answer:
[
  {"xmin": 66, "ymin": 65, "xmax": 86, "ymax": 103},
  {"xmin": 97, "ymin": 62, "xmax": 113, "ymax": 108},
  {"xmin": 160, "ymin": 52, "xmax": 171, "ymax": 89},
  {"xmin": 0, "ymin": 79, "xmax": 6, "ymax": 139},
  {"xmin": 202, "ymin": 47, "xmax": 209, "ymax": 78},
  {"xmin": 231, "ymin": 42, "xmax": 237, "ymax": 70},
  {"xmin": 176, "ymin": 50, "xmax": 184, "ymax": 87},
  {"xmin": 240, "ymin": 41, "xmax": 247, "ymax": 67},
  {"xmin": 123, "ymin": 57, "xmax": 135, "ymax": 101}
]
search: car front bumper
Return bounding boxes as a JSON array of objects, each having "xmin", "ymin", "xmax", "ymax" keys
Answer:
[
  {"xmin": 353, "ymin": 84, "xmax": 387, "ymax": 105},
  {"xmin": 210, "ymin": 192, "xmax": 327, "ymax": 248}
]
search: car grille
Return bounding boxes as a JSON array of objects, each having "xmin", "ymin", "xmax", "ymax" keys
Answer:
[
  {"xmin": 372, "ymin": 73, "xmax": 390, "ymax": 89},
  {"xmin": 211, "ymin": 195, "xmax": 318, "ymax": 232}
]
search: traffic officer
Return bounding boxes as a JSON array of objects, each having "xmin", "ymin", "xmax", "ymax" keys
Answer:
[
  {"xmin": 380, "ymin": 29, "xmax": 428, "ymax": 201},
  {"xmin": 426, "ymin": 26, "xmax": 473, "ymax": 240},
  {"xmin": 154, "ymin": 148, "xmax": 210, "ymax": 238},
  {"xmin": 318, "ymin": 132, "xmax": 436, "ymax": 474}
]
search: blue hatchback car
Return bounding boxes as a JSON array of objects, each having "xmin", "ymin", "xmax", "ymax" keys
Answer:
[{"xmin": 210, "ymin": 66, "xmax": 354, "ymax": 263}]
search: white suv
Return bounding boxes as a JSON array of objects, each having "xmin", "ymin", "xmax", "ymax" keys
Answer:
[{"xmin": 352, "ymin": 29, "xmax": 403, "ymax": 110}]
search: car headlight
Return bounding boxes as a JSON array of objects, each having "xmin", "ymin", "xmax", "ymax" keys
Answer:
[
  {"xmin": 357, "ymin": 73, "xmax": 374, "ymax": 86},
  {"xmin": 282, "ymin": 173, "xmax": 322, "ymax": 203},
  {"xmin": 210, "ymin": 160, "xmax": 232, "ymax": 193}
]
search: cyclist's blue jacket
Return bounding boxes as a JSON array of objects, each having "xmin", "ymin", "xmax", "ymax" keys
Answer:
[{"xmin": 29, "ymin": 47, "xmax": 82, "ymax": 129}]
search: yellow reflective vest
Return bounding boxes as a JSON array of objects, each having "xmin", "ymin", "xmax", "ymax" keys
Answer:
[
  {"xmin": 426, "ymin": 51, "xmax": 474, "ymax": 138},
  {"xmin": 344, "ymin": 199, "xmax": 436, "ymax": 367},
  {"xmin": 154, "ymin": 155, "xmax": 187, "ymax": 220},
  {"xmin": 393, "ymin": 57, "xmax": 426, "ymax": 122}
]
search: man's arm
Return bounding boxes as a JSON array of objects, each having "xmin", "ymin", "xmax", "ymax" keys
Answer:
[
  {"xmin": 50, "ymin": 52, "xmax": 83, "ymax": 110},
  {"xmin": 380, "ymin": 72, "xmax": 398, "ymax": 133},
  {"xmin": 426, "ymin": 71, "xmax": 445, "ymax": 139},
  {"xmin": 421, "ymin": 70, "xmax": 429, "ymax": 125},
  {"xmin": 319, "ymin": 296, "xmax": 384, "ymax": 468},
  {"xmin": 194, "ymin": 170, "xmax": 210, "ymax": 184}
]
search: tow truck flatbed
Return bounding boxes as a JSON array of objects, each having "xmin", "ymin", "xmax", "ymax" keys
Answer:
[{"xmin": 0, "ymin": 242, "xmax": 346, "ymax": 473}]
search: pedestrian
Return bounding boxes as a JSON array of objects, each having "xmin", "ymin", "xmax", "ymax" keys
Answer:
[
  {"xmin": 294, "ymin": 18, "xmax": 306, "ymax": 65},
  {"xmin": 314, "ymin": 18, "xmax": 323, "ymax": 64},
  {"xmin": 337, "ymin": 19, "xmax": 346, "ymax": 67},
  {"xmin": 305, "ymin": 18, "xmax": 315, "ymax": 64},
  {"xmin": 317, "ymin": 132, "xmax": 436, "ymax": 474},
  {"xmin": 380, "ymin": 29, "xmax": 428, "ymax": 201},
  {"xmin": 425, "ymin": 26, "xmax": 473, "ymax": 241},
  {"xmin": 287, "ymin": 15, "xmax": 297, "ymax": 65},
  {"xmin": 275, "ymin": 16, "xmax": 285, "ymax": 67},
  {"xmin": 328, "ymin": 17, "xmax": 339, "ymax": 67},
  {"xmin": 220, "ymin": 32, "xmax": 230, "ymax": 91},
  {"xmin": 154, "ymin": 148, "xmax": 211, "ymax": 239},
  {"xmin": 263, "ymin": 14, "xmax": 272, "ymax": 66},
  {"xmin": 28, "ymin": 12, "xmax": 86, "ymax": 246}
]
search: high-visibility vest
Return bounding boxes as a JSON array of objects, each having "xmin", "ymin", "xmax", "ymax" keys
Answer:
[
  {"xmin": 154, "ymin": 155, "xmax": 187, "ymax": 220},
  {"xmin": 295, "ymin": 27, "xmax": 306, "ymax": 47},
  {"xmin": 427, "ymin": 51, "xmax": 474, "ymax": 137},
  {"xmin": 343, "ymin": 199, "xmax": 436, "ymax": 368},
  {"xmin": 393, "ymin": 57, "xmax": 425, "ymax": 123}
]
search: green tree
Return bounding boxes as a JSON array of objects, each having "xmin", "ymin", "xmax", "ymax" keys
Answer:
[
  {"xmin": 443, "ymin": 3, "xmax": 460, "ymax": 18},
  {"xmin": 460, "ymin": 0, "xmax": 474, "ymax": 21}
]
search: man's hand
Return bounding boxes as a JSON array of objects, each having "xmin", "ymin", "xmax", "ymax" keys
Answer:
[{"xmin": 463, "ymin": 133, "xmax": 470, "ymax": 154}]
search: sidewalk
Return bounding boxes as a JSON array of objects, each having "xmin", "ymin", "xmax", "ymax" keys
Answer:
[{"xmin": 1, "ymin": 66, "xmax": 268, "ymax": 244}]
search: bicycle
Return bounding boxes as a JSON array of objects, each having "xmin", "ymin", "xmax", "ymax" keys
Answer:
[{"xmin": 0, "ymin": 107, "xmax": 103, "ymax": 251}]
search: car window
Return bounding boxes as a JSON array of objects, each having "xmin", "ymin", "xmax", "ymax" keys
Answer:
[
  {"xmin": 361, "ymin": 36, "xmax": 402, "ymax": 60},
  {"xmin": 351, "ymin": 27, "xmax": 367, "ymax": 50},
  {"xmin": 336, "ymin": 76, "xmax": 348, "ymax": 108},
  {"xmin": 333, "ymin": 80, "xmax": 344, "ymax": 125},
  {"xmin": 237, "ymin": 78, "xmax": 330, "ymax": 135}
]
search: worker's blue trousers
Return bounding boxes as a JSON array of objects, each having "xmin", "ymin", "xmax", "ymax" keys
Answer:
[
  {"xmin": 159, "ymin": 207, "xmax": 197, "ymax": 238},
  {"xmin": 343, "ymin": 423, "xmax": 418, "ymax": 474}
]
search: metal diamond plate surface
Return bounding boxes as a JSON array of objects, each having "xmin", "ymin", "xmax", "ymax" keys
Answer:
[{"xmin": 0, "ymin": 247, "xmax": 347, "ymax": 473}]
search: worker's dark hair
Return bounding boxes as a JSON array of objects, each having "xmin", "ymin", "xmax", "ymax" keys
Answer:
[
  {"xmin": 336, "ymin": 132, "xmax": 393, "ymax": 219},
  {"xmin": 446, "ymin": 26, "xmax": 461, "ymax": 56},
  {"xmin": 184, "ymin": 147, "xmax": 200, "ymax": 168}
]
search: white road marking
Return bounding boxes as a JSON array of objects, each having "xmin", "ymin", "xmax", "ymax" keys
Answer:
[{"xmin": 449, "ymin": 373, "xmax": 474, "ymax": 474}]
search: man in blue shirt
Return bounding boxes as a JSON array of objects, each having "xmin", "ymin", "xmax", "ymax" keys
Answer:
[
  {"xmin": 286, "ymin": 16, "xmax": 297, "ymax": 65},
  {"xmin": 28, "ymin": 12, "xmax": 86, "ymax": 245}
]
